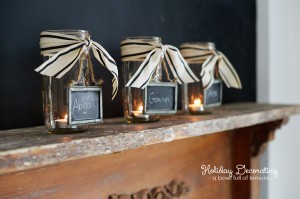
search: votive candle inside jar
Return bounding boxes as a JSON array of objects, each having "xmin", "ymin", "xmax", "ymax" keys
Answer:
[
  {"xmin": 188, "ymin": 98, "xmax": 204, "ymax": 112},
  {"xmin": 187, "ymin": 95, "xmax": 210, "ymax": 114},
  {"xmin": 121, "ymin": 36, "xmax": 161, "ymax": 123},
  {"xmin": 180, "ymin": 42, "xmax": 217, "ymax": 114},
  {"xmin": 130, "ymin": 105, "xmax": 149, "ymax": 119},
  {"xmin": 42, "ymin": 30, "xmax": 91, "ymax": 133},
  {"xmin": 55, "ymin": 114, "xmax": 68, "ymax": 128}
]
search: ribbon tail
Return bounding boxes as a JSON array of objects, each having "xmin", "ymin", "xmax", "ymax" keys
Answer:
[
  {"xmin": 125, "ymin": 49, "xmax": 161, "ymax": 89},
  {"xmin": 201, "ymin": 54, "xmax": 219, "ymax": 90},
  {"xmin": 35, "ymin": 43, "xmax": 85, "ymax": 78},
  {"xmin": 218, "ymin": 52, "xmax": 242, "ymax": 89},
  {"xmin": 165, "ymin": 46, "xmax": 199, "ymax": 84},
  {"xmin": 92, "ymin": 42, "xmax": 119, "ymax": 99}
]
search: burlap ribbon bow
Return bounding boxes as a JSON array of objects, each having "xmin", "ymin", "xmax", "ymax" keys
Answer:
[
  {"xmin": 121, "ymin": 39, "xmax": 199, "ymax": 88},
  {"xmin": 35, "ymin": 31, "xmax": 119, "ymax": 99},
  {"xmin": 180, "ymin": 43, "xmax": 242, "ymax": 90}
]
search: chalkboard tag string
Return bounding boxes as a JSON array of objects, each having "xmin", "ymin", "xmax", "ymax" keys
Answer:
[
  {"xmin": 74, "ymin": 51, "xmax": 96, "ymax": 86},
  {"xmin": 162, "ymin": 57, "xmax": 171, "ymax": 82}
]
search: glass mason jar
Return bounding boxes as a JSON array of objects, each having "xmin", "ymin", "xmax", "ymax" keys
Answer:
[
  {"xmin": 42, "ymin": 30, "xmax": 94, "ymax": 133},
  {"xmin": 180, "ymin": 42, "xmax": 222, "ymax": 114},
  {"xmin": 122, "ymin": 37, "xmax": 162, "ymax": 123}
]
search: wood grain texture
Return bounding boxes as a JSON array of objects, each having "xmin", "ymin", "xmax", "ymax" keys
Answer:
[
  {"xmin": 0, "ymin": 132, "xmax": 232, "ymax": 199},
  {"xmin": 251, "ymin": 156, "xmax": 260, "ymax": 199},
  {"xmin": 230, "ymin": 120, "xmax": 285, "ymax": 199},
  {"xmin": 0, "ymin": 103, "xmax": 299, "ymax": 175},
  {"xmin": 231, "ymin": 127, "xmax": 252, "ymax": 199}
]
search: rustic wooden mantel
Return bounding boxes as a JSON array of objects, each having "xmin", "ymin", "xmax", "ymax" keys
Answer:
[{"xmin": 1, "ymin": 103, "xmax": 300, "ymax": 199}]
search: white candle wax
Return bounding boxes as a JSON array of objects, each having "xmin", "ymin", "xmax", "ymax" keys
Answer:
[
  {"xmin": 188, "ymin": 98, "xmax": 204, "ymax": 112},
  {"xmin": 55, "ymin": 115, "xmax": 68, "ymax": 128},
  {"xmin": 130, "ymin": 105, "xmax": 149, "ymax": 119},
  {"xmin": 131, "ymin": 110, "xmax": 143, "ymax": 117}
]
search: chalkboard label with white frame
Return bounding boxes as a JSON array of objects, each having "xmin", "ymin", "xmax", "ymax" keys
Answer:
[
  {"xmin": 143, "ymin": 82, "xmax": 178, "ymax": 115},
  {"xmin": 204, "ymin": 79, "xmax": 222, "ymax": 107},
  {"xmin": 68, "ymin": 86, "xmax": 103, "ymax": 125}
]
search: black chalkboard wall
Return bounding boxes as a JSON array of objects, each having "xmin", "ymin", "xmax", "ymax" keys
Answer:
[{"xmin": 0, "ymin": 0, "xmax": 256, "ymax": 130}]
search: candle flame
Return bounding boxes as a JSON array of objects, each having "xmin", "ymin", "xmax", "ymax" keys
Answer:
[
  {"xmin": 138, "ymin": 105, "xmax": 143, "ymax": 111},
  {"xmin": 64, "ymin": 114, "xmax": 68, "ymax": 120},
  {"xmin": 194, "ymin": 98, "xmax": 201, "ymax": 105}
]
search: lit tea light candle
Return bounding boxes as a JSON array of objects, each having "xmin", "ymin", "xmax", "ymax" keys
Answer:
[
  {"xmin": 138, "ymin": 105, "xmax": 143, "ymax": 111},
  {"xmin": 131, "ymin": 105, "xmax": 144, "ymax": 117},
  {"xmin": 188, "ymin": 98, "xmax": 205, "ymax": 112},
  {"xmin": 55, "ymin": 114, "xmax": 68, "ymax": 128},
  {"xmin": 130, "ymin": 105, "xmax": 149, "ymax": 119}
]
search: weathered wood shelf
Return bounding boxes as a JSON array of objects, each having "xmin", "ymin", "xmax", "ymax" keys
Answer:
[{"xmin": 0, "ymin": 103, "xmax": 300, "ymax": 176}]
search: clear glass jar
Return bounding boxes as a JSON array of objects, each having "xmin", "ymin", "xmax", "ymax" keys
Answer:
[
  {"xmin": 42, "ymin": 30, "xmax": 93, "ymax": 133},
  {"xmin": 180, "ymin": 42, "xmax": 222, "ymax": 114},
  {"xmin": 121, "ymin": 37, "xmax": 162, "ymax": 123}
]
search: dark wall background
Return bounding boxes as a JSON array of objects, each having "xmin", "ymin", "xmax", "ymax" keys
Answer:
[{"xmin": 0, "ymin": 0, "xmax": 256, "ymax": 130}]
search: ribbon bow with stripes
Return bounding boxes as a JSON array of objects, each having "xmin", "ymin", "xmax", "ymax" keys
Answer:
[
  {"xmin": 35, "ymin": 31, "xmax": 119, "ymax": 99},
  {"xmin": 121, "ymin": 39, "xmax": 199, "ymax": 89},
  {"xmin": 180, "ymin": 43, "xmax": 242, "ymax": 90}
]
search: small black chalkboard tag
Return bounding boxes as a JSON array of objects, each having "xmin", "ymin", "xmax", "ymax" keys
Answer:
[
  {"xmin": 143, "ymin": 82, "xmax": 178, "ymax": 115},
  {"xmin": 68, "ymin": 86, "xmax": 103, "ymax": 125},
  {"xmin": 204, "ymin": 79, "xmax": 222, "ymax": 107}
]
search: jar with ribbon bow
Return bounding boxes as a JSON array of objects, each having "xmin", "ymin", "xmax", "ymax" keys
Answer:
[
  {"xmin": 35, "ymin": 30, "xmax": 118, "ymax": 133},
  {"xmin": 121, "ymin": 37, "xmax": 199, "ymax": 123},
  {"xmin": 180, "ymin": 42, "xmax": 242, "ymax": 114}
]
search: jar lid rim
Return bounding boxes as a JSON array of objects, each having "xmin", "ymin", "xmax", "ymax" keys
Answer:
[
  {"xmin": 122, "ymin": 36, "xmax": 162, "ymax": 41},
  {"xmin": 43, "ymin": 29, "xmax": 89, "ymax": 34},
  {"xmin": 180, "ymin": 42, "xmax": 215, "ymax": 48}
]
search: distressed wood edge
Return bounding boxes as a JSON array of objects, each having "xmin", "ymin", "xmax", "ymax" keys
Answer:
[
  {"xmin": 0, "ymin": 106, "xmax": 298, "ymax": 175},
  {"xmin": 251, "ymin": 118, "xmax": 288, "ymax": 157}
]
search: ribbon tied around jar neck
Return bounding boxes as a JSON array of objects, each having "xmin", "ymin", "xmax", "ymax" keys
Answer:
[
  {"xmin": 35, "ymin": 31, "xmax": 119, "ymax": 99},
  {"xmin": 121, "ymin": 39, "xmax": 199, "ymax": 89},
  {"xmin": 180, "ymin": 43, "xmax": 242, "ymax": 90}
]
